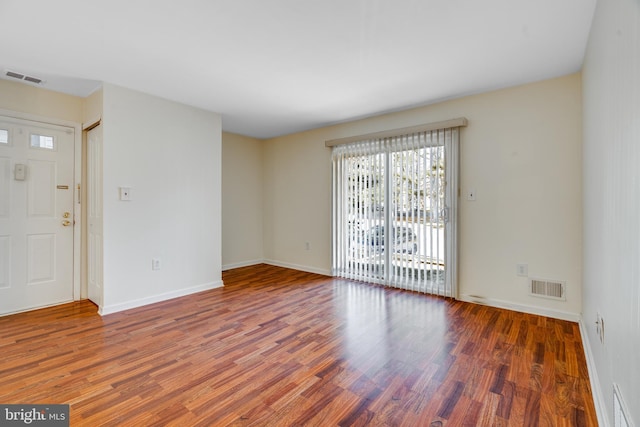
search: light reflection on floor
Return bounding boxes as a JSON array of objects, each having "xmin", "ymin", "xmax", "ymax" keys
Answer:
[{"xmin": 332, "ymin": 279, "xmax": 449, "ymax": 379}]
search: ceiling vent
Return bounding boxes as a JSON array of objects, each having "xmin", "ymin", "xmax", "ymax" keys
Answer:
[
  {"xmin": 529, "ymin": 278, "xmax": 565, "ymax": 300},
  {"xmin": 5, "ymin": 70, "xmax": 44, "ymax": 85}
]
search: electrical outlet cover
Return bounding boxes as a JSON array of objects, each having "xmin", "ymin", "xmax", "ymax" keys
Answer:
[
  {"xmin": 119, "ymin": 187, "xmax": 132, "ymax": 201},
  {"xmin": 517, "ymin": 264, "xmax": 528, "ymax": 277}
]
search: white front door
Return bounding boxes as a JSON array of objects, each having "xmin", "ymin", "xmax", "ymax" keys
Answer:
[{"xmin": 0, "ymin": 116, "xmax": 75, "ymax": 315}]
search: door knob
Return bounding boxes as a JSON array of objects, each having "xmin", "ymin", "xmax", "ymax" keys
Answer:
[{"xmin": 62, "ymin": 220, "xmax": 71, "ymax": 227}]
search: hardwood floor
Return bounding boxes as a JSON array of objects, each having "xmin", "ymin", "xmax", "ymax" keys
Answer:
[{"xmin": 0, "ymin": 264, "xmax": 597, "ymax": 426}]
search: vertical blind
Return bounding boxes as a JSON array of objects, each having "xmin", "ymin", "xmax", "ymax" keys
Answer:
[{"xmin": 331, "ymin": 125, "xmax": 460, "ymax": 297}]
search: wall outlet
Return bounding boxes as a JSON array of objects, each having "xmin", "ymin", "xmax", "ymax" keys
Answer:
[
  {"xmin": 152, "ymin": 258, "xmax": 161, "ymax": 271},
  {"xmin": 516, "ymin": 263, "xmax": 528, "ymax": 277},
  {"xmin": 119, "ymin": 187, "xmax": 132, "ymax": 201}
]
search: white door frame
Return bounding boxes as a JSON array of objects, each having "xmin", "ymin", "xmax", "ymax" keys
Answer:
[
  {"xmin": 0, "ymin": 108, "xmax": 83, "ymax": 302},
  {"xmin": 84, "ymin": 120, "xmax": 102, "ymax": 308}
]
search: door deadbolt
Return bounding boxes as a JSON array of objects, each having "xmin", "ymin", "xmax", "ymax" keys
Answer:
[{"xmin": 63, "ymin": 212, "xmax": 70, "ymax": 218}]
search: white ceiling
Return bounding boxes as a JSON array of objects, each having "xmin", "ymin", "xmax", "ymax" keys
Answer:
[{"xmin": 0, "ymin": 0, "xmax": 597, "ymax": 139}]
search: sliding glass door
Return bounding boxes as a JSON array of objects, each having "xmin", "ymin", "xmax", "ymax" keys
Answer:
[{"xmin": 332, "ymin": 128, "xmax": 458, "ymax": 297}]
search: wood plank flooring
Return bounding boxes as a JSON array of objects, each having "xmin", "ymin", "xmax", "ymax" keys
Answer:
[{"xmin": 0, "ymin": 264, "xmax": 597, "ymax": 426}]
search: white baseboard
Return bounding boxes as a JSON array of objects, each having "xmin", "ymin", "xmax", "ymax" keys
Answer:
[
  {"xmin": 222, "ymin": 259, "xmax": 264, "ymax": 271},
  {"xmin": 222, "ymin": 258, "xmax": 331, "ymax": 277},
  {"xmin": 578, "ymin": 317, "xmax": 610, "ymax": 427},
  {"xmin": 458, "ymin": 294, "xmax": 581, "ymax": 322},
  {"xmin": 263, "ymin": 259, "xmax": 331, "ymax": 276},
  {"xmin": 98, "ymin": 280, "xmax": 224, "ymax": 316}
]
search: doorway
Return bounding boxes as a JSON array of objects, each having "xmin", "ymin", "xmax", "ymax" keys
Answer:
[{"xmin": 0, "ymin": 115, "xmax": 77, "ymax": 315}]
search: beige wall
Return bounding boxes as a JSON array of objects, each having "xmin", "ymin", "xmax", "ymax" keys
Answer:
[
  {"xmin": 100, "ymin": 83, "xmax": 222, "ymax": 313},
  {"xmin": 263, "ymin": 125, "xmax": 333, "ymax": 275},
  {"xmin": 261, "ymin": 73, "xmax": 583, "ymax": 317},
  {"xmin": 582, "ymin": 0, "xmax": 640, "ymax": 423},
  {"xmin": 82, "ymin": 87, "xmax": 103, "ymax": 126},
  {"xmin": 222, "ymin": 132, "xmax": 264, "ymax": 269},
  {"xmin": 0, "ymin": 79, "xmax": 83, "ymax": 123}
]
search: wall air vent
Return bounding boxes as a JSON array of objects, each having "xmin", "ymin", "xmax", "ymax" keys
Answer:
[
  {"xmin": 529, "ymin": 278, "xmax": 565, "ymax": 300},
  {"xmin": 5, "ymin": 70, "xmax": 44, "ymax": 85}
]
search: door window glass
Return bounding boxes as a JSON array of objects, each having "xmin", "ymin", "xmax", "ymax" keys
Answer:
[{"xmin": 30, "ymin": 134, "xmax": 55, "ymax": 150}]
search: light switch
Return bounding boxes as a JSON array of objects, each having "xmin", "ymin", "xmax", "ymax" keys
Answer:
[
  {"xmin": 466, "ymin": 189, "xmax": 476, "ymax": 201},
  {"xmin": 119, "ymin": 187, "xmax": 132, "ymax": 201}
]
